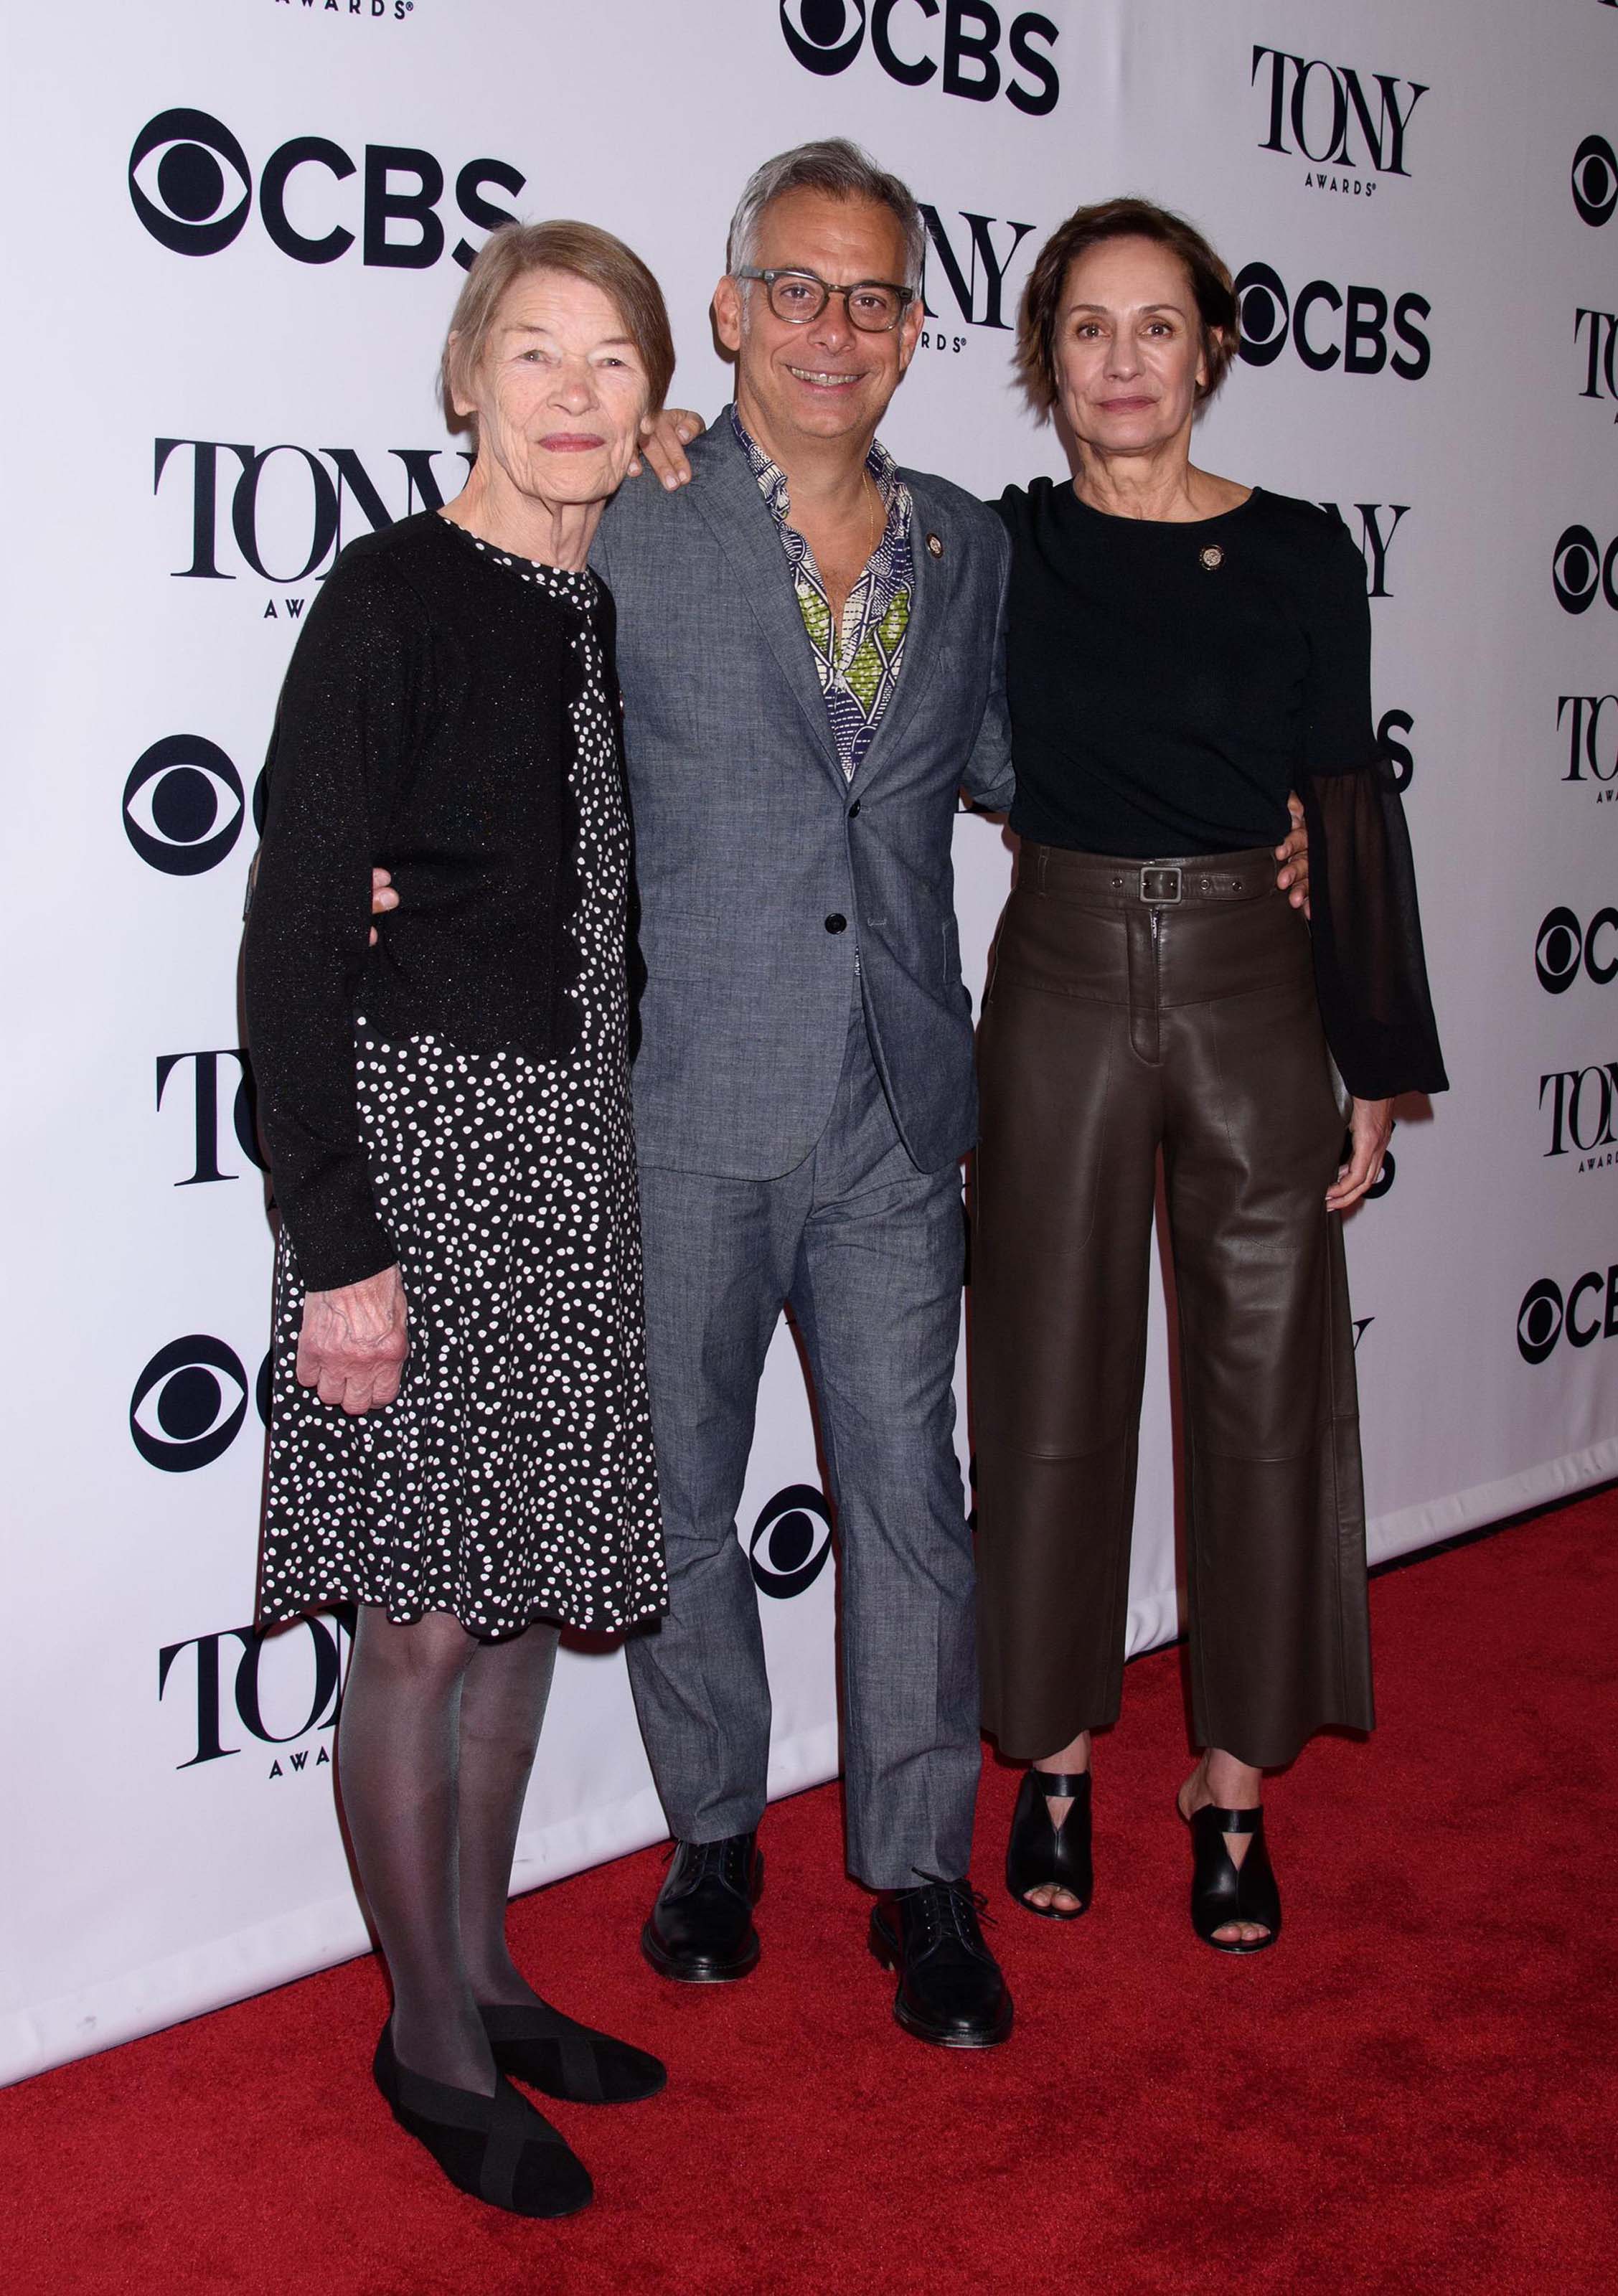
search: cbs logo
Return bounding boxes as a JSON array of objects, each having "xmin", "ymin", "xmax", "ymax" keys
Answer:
[
  {"xmin": 1233, "ymin": 263, "xmax": 1431, "ymax": 380},
  {"xmin": 130, "ymin": 1335, "xmax": 270, "ymax": 1473},
  {"xmin": 779, "ymin": 1, "xmax": 1059, "ymax": 115},
  {"xmin": 748, "ymin": 1484, "xmax": 833, "ymax": 1599},
  {"xmin": 128, "ymin": 107, "xmax": 522, "ymax": 269},
  {"xmin": 1535, "ymin": 904, "xmax": 1618, "ymax": 992},
  {"xmin": 1572, "ymin": 133, "xmax": 1618, "ymax": 227},
  {"xmin": 1553, "ymin": 524, "xmax": 1618, "ymax": 613},
  {"xmin": 1516, "ymin": 1266, "xmax": 1618, "ymax": 1363},
  {"xmin": 123, "ymin": 735, "xmax": 262, "ymax": 875}
]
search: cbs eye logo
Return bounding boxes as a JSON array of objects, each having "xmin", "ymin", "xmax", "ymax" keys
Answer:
[
  {"xmin": 131, "ymin": 1335, "xmax": 255, "ymax": 1472},
  {"xmin": 1572, "ymin": 134, "xmax": 1618, "ymax": 227},
  {"xmin": 123, "ymin": 736, "xmax": 261, "ymax": 875},
  {"xmin": 1516, "ymin": 1279, "xmax": 1563, "ymax": 1364},
  {"xmin": 1542, "ymin": 525, "xmax": 1615, "ymax": 615},
  {"xmin": 1535, "ymin": 903, "xmax": 1618, "ymax": 992},
  {"xmin": 1553, "ymin": 525, "xmax": 1618, "ymax": 614},
  {"xmin": 129, "ymin": 110, "xmax": 253, "ymax": 255},
  {"xmin": 1542, "ymin": 525, "xmax": 1607, "ymax": 615},
  {"xmin": 781, "ymin": 0, "xmax": 867, "ymax": 71},
  {"xmin": 748, "ymin": 1483, "xmax": 833, "ymax": 1599}
]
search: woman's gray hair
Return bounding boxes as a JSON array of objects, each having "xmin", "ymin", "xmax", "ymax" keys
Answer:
[{"xmin": 725, "ymin": 138, "xmax": 926, "ymax": 289}]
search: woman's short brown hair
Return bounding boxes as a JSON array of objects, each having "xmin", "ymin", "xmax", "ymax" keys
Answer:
[
  {"xmin": 441, "ymin": 219, "xmax": 676, "ymax": 430},
  {"xmin": 1017, "ymin": 197, "xmax": 1238, "ymax": 418}
]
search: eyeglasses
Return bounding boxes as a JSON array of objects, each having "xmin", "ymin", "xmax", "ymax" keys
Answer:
[{"xmin": 735, "ymin": 268, "xmax": 916, "ymax": 333}]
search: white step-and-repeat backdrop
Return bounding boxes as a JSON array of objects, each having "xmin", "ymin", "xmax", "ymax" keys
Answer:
[{"xmin": 4, "ymin": 0, "xmax": 1616, "ymax": 2084}]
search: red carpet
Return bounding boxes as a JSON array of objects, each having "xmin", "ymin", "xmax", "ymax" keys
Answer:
[{"xmin": 7, "ymin": 1492, "xmax": 1617, "ymax": 2295}]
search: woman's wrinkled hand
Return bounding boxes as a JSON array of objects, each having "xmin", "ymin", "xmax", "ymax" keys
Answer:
[
  {"xmin": 1275, "ymin": 793, "xmax": 1310, "ymax": 914},
  {"xmin": 628, "ymin": 408, "xmax": 705, "ymax": 491},
  {"xmin": 296, "ymin": 1264, "xmax": 408, "ymax": 1413},
  {"xmin": 1327, "ymin": 1096, "xmax": 1393, "ymax": 1213},
  {"xmin": 369, "ymin": 865, "xmax": 398, "ymax": 946}
]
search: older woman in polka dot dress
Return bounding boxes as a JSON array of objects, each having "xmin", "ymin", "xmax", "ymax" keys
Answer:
[{"xmin": 243, "ymin": 222, "xmax": 674, "ymax": 2219}]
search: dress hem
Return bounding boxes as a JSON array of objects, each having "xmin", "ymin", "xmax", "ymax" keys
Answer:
[{"xmin": 255, "ymin": 1584, "xmax": 669, "ymax": 1639}]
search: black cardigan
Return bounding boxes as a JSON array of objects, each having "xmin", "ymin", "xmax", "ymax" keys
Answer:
[{"xmin": 244, "ymin": 512, "xmax": 593, "ymax": 1291}]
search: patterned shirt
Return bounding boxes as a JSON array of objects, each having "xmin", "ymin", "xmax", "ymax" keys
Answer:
[{"xmin": 732, "ymin": 407, "xmax": 914, "ymax": 779}]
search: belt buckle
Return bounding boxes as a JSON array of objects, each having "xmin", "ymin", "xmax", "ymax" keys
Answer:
[{"xmin": 1139, "ymin": 865, "xmax": 1182, "ymax": 904}]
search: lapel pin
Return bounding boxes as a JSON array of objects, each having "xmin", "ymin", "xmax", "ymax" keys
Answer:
[
  {"xmin": 926, "ymin": 532, "xmax": 944, "ymax": 558},
  {"xmin": 1199, "ymin": 544, "xmax": 1224, "ymax": 571}
]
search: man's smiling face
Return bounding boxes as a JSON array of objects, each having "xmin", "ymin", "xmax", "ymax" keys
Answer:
[{"xmin": 716, "ymin": 186, "xmax": 921, "ymax": 461}]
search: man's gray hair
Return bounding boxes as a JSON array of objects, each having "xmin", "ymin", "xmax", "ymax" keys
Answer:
[{"xmin": 725, "ymin": 138, "xmax": 926, "ymax": 290}]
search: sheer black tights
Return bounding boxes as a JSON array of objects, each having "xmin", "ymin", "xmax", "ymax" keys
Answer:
[{"xmin": 337, "ymin": 1604, "xmax": 560, "ymax": 2093}]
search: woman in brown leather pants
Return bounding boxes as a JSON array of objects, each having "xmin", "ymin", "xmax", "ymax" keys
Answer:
[{"xmin": 973, "ymin": 199, "xmax": 1447, "ymax": 1952}]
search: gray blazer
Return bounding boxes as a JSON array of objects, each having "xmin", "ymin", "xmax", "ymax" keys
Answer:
[{"xmin": 591, "ymin": 413, "xmax": 1014, "ymax": 1180}]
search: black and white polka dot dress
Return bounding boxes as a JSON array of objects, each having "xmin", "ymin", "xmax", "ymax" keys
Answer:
[{"xmin": 257, "ymin": 550, "xmax": 666, "ymax": 1638}]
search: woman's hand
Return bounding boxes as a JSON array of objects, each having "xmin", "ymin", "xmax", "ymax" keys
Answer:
[
  {"xmin": 629, "ymin": 408, "xmax": 705, "ymax": 491},
  {"xmin": 1327, "ymin": 1097, "xmax": 1393, "ymax": 1213},
  {"xmin": 297, "ymin": 1264, "xmax": 408, "ymax": 1413},
  {"xmin": 368, "ymin": 865, "xmax": 398, "ymax": 946},
  {"xmin": 1276, "ymin": 793, "xmax": 1310, "ymax": 914}
]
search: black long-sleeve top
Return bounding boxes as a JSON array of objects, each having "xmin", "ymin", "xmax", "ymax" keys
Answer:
[
  {"xmin": 244, "ymin": 512, "xmax": 593, "ymax": 1292},
  {"xmin": 993, "ymin": 477, "xmax": 1447, "ymax": 1101}
]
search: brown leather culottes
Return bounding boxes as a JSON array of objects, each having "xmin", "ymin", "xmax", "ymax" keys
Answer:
[{"xmin": 972, "ymin": 844, "xmax": 1373, "ymax": 1771}]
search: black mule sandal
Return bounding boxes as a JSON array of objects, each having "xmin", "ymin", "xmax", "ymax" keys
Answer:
[
  {"xmin": 1005, "ymin": 1767, "xmax": 1093, "ymax": 1920},
  {"xmin": 479, "ymin": 2000, "xmax": 666, "ymax": 2104},
  {"xmin": 372, "ymin": 2022, "xmax": 594, "ymax": 2216},
  {"xmin": 1186, "ymin": 1805, "xmax": 1281, "ymax": 1955}
]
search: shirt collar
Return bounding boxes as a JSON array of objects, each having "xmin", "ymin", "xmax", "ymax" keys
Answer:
[{"xmin": 730, "ymin": 405, "xmax": 902, "ymax": 528}]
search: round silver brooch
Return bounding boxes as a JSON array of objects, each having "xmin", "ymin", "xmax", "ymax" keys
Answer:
[
  {"xmin": 926, "ymin": 532, "xmax": 944, "ymax": 558},
  {"xmin": 1199, "ymin": 544, "xmax": 1224, "ymax": 571}
]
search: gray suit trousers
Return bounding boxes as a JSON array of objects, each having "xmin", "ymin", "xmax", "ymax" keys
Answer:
[{"xmin": 625, "ymin": 994, "xmax": 979, "ymax": 1891}]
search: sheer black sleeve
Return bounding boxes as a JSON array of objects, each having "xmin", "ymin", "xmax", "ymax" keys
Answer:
[
  {"xmin": 1299, "ymin": 757, "xmax": 1449, "ymax": 1100},
  {"xmin": 1295, "ymin": 519, "xmax": 1447, "ymax": 1100}
]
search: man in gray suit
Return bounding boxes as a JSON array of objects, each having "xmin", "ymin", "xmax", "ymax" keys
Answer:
[{"xmin": 591, "ymin": 141, "xmax": 1015, "ymax": 2048}]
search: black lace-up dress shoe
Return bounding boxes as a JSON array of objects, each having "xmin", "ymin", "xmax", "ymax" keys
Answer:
[
  {"xmin": 640, "ymin": 1831, "xmax": 762, "ymax": 1982},
  {"xmin": 868, "ymin": 1876, "xmax": 1013, "ymax": 2048}
]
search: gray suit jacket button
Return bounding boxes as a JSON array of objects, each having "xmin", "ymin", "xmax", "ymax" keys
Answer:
[{"xmin": 825, "ymin": 913, "xmax": 848, "ymax": 933}]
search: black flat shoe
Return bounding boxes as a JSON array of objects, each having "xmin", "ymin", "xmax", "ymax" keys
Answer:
[
  {"xmin": 869, "ymin": 1876, "xmax": 1013, "ymax": 2049},
  {"xmin": 479, "ymin": 2000, "xmax": 666, "ymax": 2104},
  {"xmin": 1005, "ymin": 1767, "xmax": 1092, "ymax": 1920},
  {"xmin": 372, "ymin": 2022, "xmax": 593, "ymax": 2217},
  {"xmin": 1186, "ymin": 1805, "xmax": 1282, "ymax": 1955},
  {"xmin": 640, "ymin": 1832, "xmax": 761, "ymax": 1983}
]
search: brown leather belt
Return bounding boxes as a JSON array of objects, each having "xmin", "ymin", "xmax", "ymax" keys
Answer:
[{"xmin": 1027, "ymin": 842, "xmax": 1279, "ymax": 907}]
